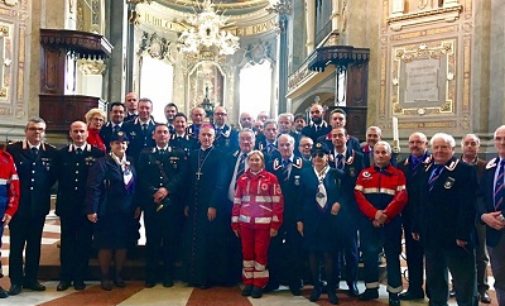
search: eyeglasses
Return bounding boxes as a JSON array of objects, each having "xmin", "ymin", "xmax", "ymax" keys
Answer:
[
  {"xmin": 27, "ymin": 127, "xmax": 45, "ymax": 132},
  {"xmin": 215, "ymin": 112, "xmax": 227, "ymax": 116},
  {"xmin": 300, "ymin": 143, "xmax": 313, "ymax": 148}
]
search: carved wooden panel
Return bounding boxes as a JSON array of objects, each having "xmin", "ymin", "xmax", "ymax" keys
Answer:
[
  {"xmin": 40, "ymin": 48, "xmax": 66, "ymax": 95},
  {"xmin": 346, "ymin": 63, "xmax": 368, "ymax": 107}
]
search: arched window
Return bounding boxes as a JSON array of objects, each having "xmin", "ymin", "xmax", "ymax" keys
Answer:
[
  {"xmin": 140, "ymin": 56, "xmax": 174, "ymax": 122},
  {"xmin": 239, "ymin": 61, "xmax": 273, "ymax": 118}
]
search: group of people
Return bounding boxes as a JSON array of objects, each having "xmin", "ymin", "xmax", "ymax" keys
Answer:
[{"xmin": 0, "ymin": 93, "xmax": 503, "ymax": 306}]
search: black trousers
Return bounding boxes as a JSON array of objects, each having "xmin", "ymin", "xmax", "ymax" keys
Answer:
[
  {"xmin": 403, "ymin": 220, "xmax": 425, "ymax": 293},
  {"xmin": 144, "ymin": 209, "xmax": 178, "ymax": 283},
  {"xmin": 59, "ymin": 214, "xmax": 93, "ymax": 283},
  {"xmin": 335, "ymin": 217, "xmax": 359, "ymax": 285},
  {"xmin": 425, "ymin": 245, "xmax": 477, "ymax": 306},
  {"xmin": 9, "ymin": 214, "xmax": 46, "ymax": 285},
  {"xmin": 268, "ymin": 223, "xmax": 303, "ymax": 288}
]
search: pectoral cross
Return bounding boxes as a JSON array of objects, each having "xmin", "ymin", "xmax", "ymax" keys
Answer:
[{"xmin": 196, "ymin": 171, "xmax": 203, "ymax": 180}]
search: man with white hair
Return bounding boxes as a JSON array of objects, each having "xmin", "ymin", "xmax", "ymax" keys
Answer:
[
  {"xmin": 479, "ymin": 125, "xmax": 505, "ymax": 306},
  {"xmin": 413, "ymin": 132, "xmax": 478, "ymax": 306}
]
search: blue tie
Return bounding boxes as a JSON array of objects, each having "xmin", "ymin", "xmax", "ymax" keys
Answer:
[
  {"xmin": 428, "ymin": 165, "xmax": 443, "ymax": 191},
  {"xmin": 336, "ymin": 154, "xmax": 344, "ymax": 170},
  {"xmin": 494, "ymin": 160, "xmax": 505, "ymax": 210}
]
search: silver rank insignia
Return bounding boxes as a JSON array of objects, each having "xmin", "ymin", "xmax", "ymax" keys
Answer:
[{"xmin": 443, "ymin": 177, "xmax": 455, "ymax": 189}]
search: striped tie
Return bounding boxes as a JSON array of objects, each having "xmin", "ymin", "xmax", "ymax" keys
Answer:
[
  {"xmin": 494, "ymin": 160, "xmax": 505, "ymax": 210},
  {"xmin": 428, "ymin": 165, "xmax": 443, "ymax": 191}
]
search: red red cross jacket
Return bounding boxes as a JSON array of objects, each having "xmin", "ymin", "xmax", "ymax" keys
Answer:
[
  {"xmin": 232, "ymin": 169, "xmax": 284, "ymax": 231},
  {"xmin": 354, "ymin": 164, "xmax": 408, "ymax": 222},
  {"xmin": 0, "ymin": 149, "xmax": 20, "ymax": 217}
]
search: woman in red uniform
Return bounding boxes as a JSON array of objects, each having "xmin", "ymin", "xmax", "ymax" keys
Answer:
[{"xmin": 232, "ymin": 150, "xmax": 284, "ymax": 299}]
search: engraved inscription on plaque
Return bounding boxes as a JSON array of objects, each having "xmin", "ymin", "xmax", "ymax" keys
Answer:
[{"xmin": 405, "ymin": 58, "xmax": 439, "ymax": 103}]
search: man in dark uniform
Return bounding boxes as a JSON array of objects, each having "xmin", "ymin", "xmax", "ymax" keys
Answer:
[
  {"xmin": 0, "ymin": 147, "xmax": 19, "ymax": 298},
  {"xmin": 100, "ymin": 102, "xmax": 126, "ymax": 152},
  {"xmin": 397, "ymin": 132, "xmax": 430, "ymax": 301},
  {"xmin": 183, "ymin": 124, "xmax": 227, "ymax": 288},
  {"xmin": 164, "ymin": 102, "xmax": 178, "ymax": 133},
  {"xmin": 55, "ymin": 121, "xmax": 104, "ymax": 291},
  {"xmin": 414, "ymin": 133, "xmax": 478, "ymax": 306},
  {"xmin": 186, "ymin": 107, "xmax": 206, "ymax": 140},
  {"xmin": 361, "ymin": 126, "xmax": 398, "ymax": 168},
  {"xmin": 293, "ymin": 113, "xmax": 306, "ymax": 133},
  {"xmin": 266, "ymin": 134, "xmax": 305, "ymax": 295},
  {"xmin": 298, "ymin": 136, "xmax": 314, "ymax": 162},
  {"xmin": 213, "ymin": 106, "xmax": 239, "ymax": 153},
  {"xmin": 257, "ymin": 120, "xmax": 280, "ymax": 162},
  {"xmin": 318, "ymin": 108, "xmax": 361, "ymax": 153},
  {"xmin": 123, "ymin": 98, "xmax": 156, "ymax": 161},
  {"xmin": 328, "ymin": 127, "xmax": 364, "ymax": 297},
  {"xmin": 124, "ymin": 91, "xmax": 139, "ymax": 122},
  {"xmin": 301, "ymin": 104, "xmax": 331, "ymax": 143},
  {"xmin": 7, "ymin": 117, "xmax": 58, "ymax": 295},
  {"xmin": 355, "ymin": 141, "xmax": 407, "ymax": 306},
  {"xmin": 170, "ymin": 112, "xmax": 198, "ymax": 156},
  {"xmin": 480, "ymin": 125, "xmax": 505, "ymax": 306},
  {"xmin": 137, "ymin": 123, "xmax": 187, "ymax": 288}
]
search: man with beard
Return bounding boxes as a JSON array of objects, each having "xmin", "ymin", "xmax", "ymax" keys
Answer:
[
  {"xmin": 100, "ymin": 102, "xmax": 126, "ymax": 152},
  {"xmin": 55, "ymin": 121, "xmax": 104, "ymax": 291},
  {"xmin": 294, "ymin": 114, "xmax": 306, "ymax": 133},
  {"xmin": 137, "ymin": 123, "xmax": 187, "ymax": 288},
  {"xmin": 301, "ymin": 104, "xmax": 331, "ymax": 143},
  {"xmin": 328, "ymin": 127, "xmax": 363, "ymax": 297},
  {"xmin": 266, "ymin": 134, "xmax": 305, "ymax": 295},
  {"xmin": 397, "ymin": 132, "xmax": 430, "ymax": 301},
  {"xmin": 183, "ymin": 125, "xmax": 227, "ymax": 288},
  {"xmin": 213, "ymin": 106, "xmax": 239, "ymax": 153},
  {"xmin": 164, "ymin": 103, "xmax": 178, "ymax": 134}
]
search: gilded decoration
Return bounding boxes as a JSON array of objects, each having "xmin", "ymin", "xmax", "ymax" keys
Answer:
[
  {"xmin": 391, "ymin": 40, "xmax": 456, "ymax": 116},
  {"xmin": 138, "ymin": 31, "xmax": 173, "ymax": 62},
  {"xmin": 388, "ymin": 4, "xmax": 462, "ymax": 31}
]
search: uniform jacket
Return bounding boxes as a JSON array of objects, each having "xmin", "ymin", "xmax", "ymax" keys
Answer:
[
  {"xmin": 354, "ymin": 164, "xmax": 408, "ymax": 221},
  {"xmin": 136, "ymin": 146, "xmax": 187, "ymax": 213},
  {"xmin": 186, "ymin": 124, "xmax": 201, "ymax": 140},
  {"xmin": 301, "ymin": 121, "xmax": 331, "ymax": 142},
  {"xmin": 170, "ymin": 133, "xmax": 198, "ymax": 156},
  {"xmin": 0, "ymin": 150, "xmax": 19, "ymax": 217},
  {"xmin": 55, "ymin": 144, "xmax": 104, "ymax": 217},
  {"xmin": 232, "ymin": 169, "xmax": 284, "ymax": 231},
  {"xmin": 123, "ymin": 118, "xmax": 156, "ymax": 161},
  {"xmin": 479, "ymin": 156, "xmax": 505, "ymax": 247},
  {"xmin": 397, "ymin": 153, "xmax": 431, "ymax": 222},
  {"xmin": 417, "ymin": 157, "xmax": 478, "ymax": 248},
  {"xmin": 213, "ymin": 124, "xmax": 239, "ymax": 153},
  {"xmin": 318, "ymin": 133, "xmax": 361, "ymax": 153},
  {"xmin": 7, "ymin": 140, "xmax": 57, "ymax": 217},
  {"xmin": 85, "ymin": 155, "xmax": 138, "ymax": 217},
  {"xmin": 268, "ymin": 155, "xmax": 305, "ymax": 226}
]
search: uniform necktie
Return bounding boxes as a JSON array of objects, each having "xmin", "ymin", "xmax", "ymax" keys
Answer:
[
  {"xmin": 142, "ymin": 123, "xmax": 148, "ymax": 132},
  {"xmin": 282, "ymin": 159, "xmax": 291, "ymax": 181},
  {"xmin": 112, "ymin": 125, "xmax": 119, "ymax": 133},
  {"xmin": 76, "ymin": 148, "xmax": 83, "ymax": 155},
  {"xmin": 236, "ymin": 154, "xmax": 246, "ymax": 179},
  {"xmin": 494, "ymin": 160, "xmax": 505, "ymax": 210},
  {"xmin": 428, "ymin": 165, "xmax": 443, "ymax": 191},
  {"xmin": 336, "ymin": 154, "xmax": 345, "ymax": 170},
  {"xmin": 31, "ymin": 147, "xmax": 39, "ymax": 159},
  {"xmin": 267, "ymin": 143, "xmax": 275, "ymax": 154},
  {"xmin": 159, "ymin": 149, "xmax": 165, "ymax": 155}
]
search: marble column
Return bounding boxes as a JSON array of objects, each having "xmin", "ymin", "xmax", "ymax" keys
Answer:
[
  {"xmin": 305, "ymin": 0, "xmax": 315, "ymax": 54},
  {"xmin": 331, "ymin": 0, "xmax": 340, "ymax": 31},
  {"xmin": 105, "ymin": 0, "xmax": 128, "ymax": 102}
]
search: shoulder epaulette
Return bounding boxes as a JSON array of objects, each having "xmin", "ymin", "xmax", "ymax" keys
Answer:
[
  {"xmin": 445, "ymin": 159, "xmax": 459, "ymax": 171},
  {"xmin": 293, "ymin": 157, "xmax": 303, "ymax": 169},
  {"xmin": 272, "ymin": 158, "xmax": 281, "ymax": 171},
  {"xmin": 486, "ymin": 158, "xmax": 499, "ymax": 169}
]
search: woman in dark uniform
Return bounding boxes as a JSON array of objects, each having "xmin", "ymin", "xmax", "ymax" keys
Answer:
[
  {"xmin": 297, "ymin": 143, "xmax": 343, "ymax": 305},
  {"xmin": 86, "ymin": 131, "xmax": 140, "ymax": 290}
]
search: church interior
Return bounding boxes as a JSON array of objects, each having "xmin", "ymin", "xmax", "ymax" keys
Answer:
[{"xmin": 0, "ymin": 0, "xmax": 503, "ymax": 305}]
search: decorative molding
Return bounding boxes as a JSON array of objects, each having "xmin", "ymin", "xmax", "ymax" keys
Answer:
[
  {"xmin": 3, "ymin": 0, "xmax": 17, "ymax": 6},
  {"xmin": 388, "ymin": 5, "xmax": 463, "ymax": 31},
  {"xmin": 40, "ymin": 29, "xmax": 113, "ymax": 60},
  {"xmin": 77, "ymin": 58, "xmax": 106, "ymax": 75},
  {"xmin": 138, "ymin": 31, "xmax": 172, "ymax": 61},
  {"xmin": 243, "ymin": 41, "xmax": 272, "ymax": 65}
]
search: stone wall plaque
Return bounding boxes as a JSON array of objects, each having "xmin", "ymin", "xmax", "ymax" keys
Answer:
[{"xmin": 403, "ymin": 57, "xmax": 442, "ymax": 103}]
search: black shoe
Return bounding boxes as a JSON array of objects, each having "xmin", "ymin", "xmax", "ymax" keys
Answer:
[
  {"xmin": 290, "ymin": 285, "xmax": 302, "ymax": 296},
  {"xmin": 145, "ymin": 282, "xmax": 156, "ymax": 288},
  {"xmin": 309, "ymin": 286, "xmax": 322, "ymax": 302},
  {"xmin": 8, "ymin": 284, "xmax": 22, "ymax": 296},
  {"xmin": 114, "ymin": 277, "xmax": 126, "ymax": 288},
  {"xmin": 100, "ymin": 279, "xmax": 113, "ymax": 291},
  {"xmin": 389, "ymin": 293, "xmax": 401, "ymax": 306},
  {"xmin": 162, "ymin": 279, "xmax": 174, "ymax": 288},
  {"xmin": 359, "ymin": 289, "xmax": 379, "ymax": 300},
  {"xmin": 480, "ymin": 292, "xmax": 492, "ymax": 304},
  {"xmin": 241, "ymin": 285, "xmax": 253, "ymax": 297},
  {"xmin": 399, "ymin": 290, "xmax": 424, "ymax": 300},
  {"xmin": 251, "ymin": 286, "xmax": 263, "ymax": 298},
  {"xmin": 0, "ymin": 286, "xmax": 8, "ymax": 298},
  {"xmin": 328, "ymin": 290, "xmax": 339, "ymax": 305},
  {"xmin": 57, "ymin": 281, "xmax": 71, "ymax": 291},
  {"xmin": 347, "ymin": 282, "xmax": 359, "ymax": 297},
  {"xmin": 198, "ymin": 283, "xmax": 210, "ymax": 289},
  {"xmin": 24, "ymin": 281, "xmax": 46, "ymax": 291},
  {"xmin": 73, "ymin": 282, "xmax": 86, "ymax": 291}
]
